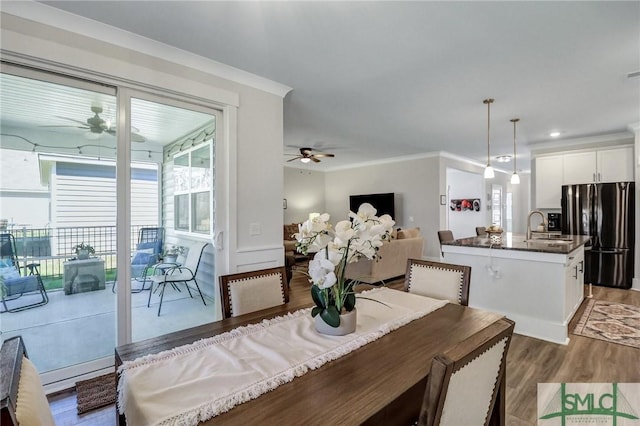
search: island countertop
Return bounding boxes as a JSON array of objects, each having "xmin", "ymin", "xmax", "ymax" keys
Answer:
[{"xmin": 441, "ymin": 233, "xmax": 591, "ymax": 254}]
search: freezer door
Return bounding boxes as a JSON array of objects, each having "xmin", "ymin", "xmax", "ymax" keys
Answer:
[
  {"xmin": 561, "ymin": 184, "xmax": 594, "ymax": 236},
  {"xmin": 594, "ymin": 182, "xmax": 635, "ymax": 249},
  {"xmin": 585, "ymin": 248, "xmax": 633, "ymax": 289}
]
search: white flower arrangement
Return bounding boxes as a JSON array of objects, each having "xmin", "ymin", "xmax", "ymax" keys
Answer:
[{"xmin": 295, "ymin": 203, "xmax": 395, "ymax": 328}]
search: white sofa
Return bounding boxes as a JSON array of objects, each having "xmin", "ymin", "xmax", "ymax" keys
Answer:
[{"xmin": 345, "ymin": 227, "xmax": 424, "ymax": 284}]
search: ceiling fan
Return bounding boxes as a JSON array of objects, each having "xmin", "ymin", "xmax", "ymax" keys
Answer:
[
  {"xmin": 42, "ymin": 106, "xmax": 146, "ymax": 142},
  {"xmin": 286, "ymin": 147, "xmax": 335, "ymax": 163}
]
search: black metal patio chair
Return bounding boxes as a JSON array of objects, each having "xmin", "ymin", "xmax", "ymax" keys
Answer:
[{"xmin": 0, "ymin": 233, "xmax": 49, "ymax": 313}]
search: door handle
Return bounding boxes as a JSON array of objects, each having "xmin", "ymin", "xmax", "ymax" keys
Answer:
[
  {"xmin": 572, "ymin": 265, "xmax": 578, "ymax": 279},
  {"xmin": 597, "ymin": 172, "xmax": 601, "ymax": 182},
  {"xmin": 578, "ymin": 260, "xmax": 584, "ymax": 273},
  {"xmin": 592, "ymin": 172, "xmax": 596, "ymax": 182},
  {"xmin": 214, "ymin": 231, "xmax": 224, "ymax": 251}
]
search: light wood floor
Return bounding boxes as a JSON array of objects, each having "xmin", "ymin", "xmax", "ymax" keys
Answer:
[{"xmin": 49, "ymin": 266, "xmax": 640, "ymax": 425}]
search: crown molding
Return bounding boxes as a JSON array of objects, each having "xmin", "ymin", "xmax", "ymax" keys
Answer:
[{"xmin": 0, "ymin": 2, "xmax": 292, "ymax": 98}]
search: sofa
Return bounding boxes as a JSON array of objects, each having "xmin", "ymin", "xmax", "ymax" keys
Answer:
[{"xmin": 345, "ymin": 227, "xmax": 424, "ymax": 284}]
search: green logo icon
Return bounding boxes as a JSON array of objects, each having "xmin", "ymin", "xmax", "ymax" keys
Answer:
[{"xmin": 539, "ymin": 383, "xmax": 639, "ymax": 425}]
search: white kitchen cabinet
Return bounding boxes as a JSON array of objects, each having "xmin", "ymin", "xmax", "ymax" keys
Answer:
[
  {"xmin": 535, "ymin": 155, "xmax": 563, "ymax": 209},
  {"xmin": 564, "ymin": 248, "xmax": 584, "ymax": 321},
  {"xmin": 563, "ymin": 146, "xmax": 634, "ymax": 184},
  {"xmin": 597, "ymin": 146, "xmax": 634, "ymax": 182},
  {"xmin": 563, "ymin": 151, "xmax": 596, "ymax": 184}
]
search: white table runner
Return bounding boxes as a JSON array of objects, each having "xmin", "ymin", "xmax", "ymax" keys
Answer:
[{"xmin": 118, "ymin": 287, "xmax": 448, "ymax": 426}]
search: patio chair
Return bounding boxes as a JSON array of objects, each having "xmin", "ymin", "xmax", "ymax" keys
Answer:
[
  {"xmin": 111, "ymin": 227, "xmax": 164, "ymax": 293},
  {"xmin": 0, "ymin": 233, "xmax": 49, "ymax": 313},
  {"xmin": 147, "ymin": 242, "xmax": 208, "ymax": 316}
]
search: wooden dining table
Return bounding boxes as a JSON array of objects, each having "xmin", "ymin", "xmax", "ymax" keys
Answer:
[{"xmin": 115, "ymin": 290, "xmax": 508, "ymax": 425}]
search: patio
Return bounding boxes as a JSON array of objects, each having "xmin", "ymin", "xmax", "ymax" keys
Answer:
[{"xmin": 0, "ymin": 282, "xmax": 218, "ymax": 373}]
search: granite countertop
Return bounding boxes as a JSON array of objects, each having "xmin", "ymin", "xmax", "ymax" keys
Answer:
[{"xmin": 441, "ymin": 233, "xmax": 592, "ymax": 254}]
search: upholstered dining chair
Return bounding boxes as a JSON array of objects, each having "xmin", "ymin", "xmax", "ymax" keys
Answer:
[
  {"xmin": 476, "ymin": 226, "xmax": 487, "ymax": 237},
  {"xmin": 147, "ymin": 242, "xmax": 208, "ymax": 316},
  {"xmin": 437, "ymin": 230, "xmax": 454, "ymax": 257},
  {"xmin": 417, "ymin": 319, "xmax": 515, "ymax": 426},
  {"xmin": 404, "ymin": 259, "xmax": 471, "ymax": 306},
  {"xmin": 219, "ymin": 266, "xmax": 289, "ymax": 318}
]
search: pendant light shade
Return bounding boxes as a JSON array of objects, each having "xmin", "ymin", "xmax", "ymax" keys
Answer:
[
  {"xmin": 510, "ymin": 118, "xmax": 520, "ymax": 185},
  {"xmin": 483, "ymin": 99, "xmax": 495, "ymax": 179}
]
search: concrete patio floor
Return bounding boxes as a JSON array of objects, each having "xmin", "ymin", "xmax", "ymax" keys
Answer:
[{"xmin": 0, "ymin": 282, "xmax": 219, "ymax": 373}]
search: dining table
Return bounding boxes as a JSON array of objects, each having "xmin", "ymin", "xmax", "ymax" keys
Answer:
[{"xmin": 115, "ymin": 287, "xmax": 508, "ymax": 425}]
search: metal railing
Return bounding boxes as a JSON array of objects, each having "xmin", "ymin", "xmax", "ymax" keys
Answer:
[{"xmin": 3, "ymin": 225, "xmax": 159, "ymax": 286}]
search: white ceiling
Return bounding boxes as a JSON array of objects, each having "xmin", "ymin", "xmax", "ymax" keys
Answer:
[{"xmin": 27, "ymin": 1, "xmax": 640, "ymax": 170}]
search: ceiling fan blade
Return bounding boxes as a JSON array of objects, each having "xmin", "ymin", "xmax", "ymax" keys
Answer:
[
  {"xmin": 131, "ymin": 132, "xmax": 146, "ymax": 143},
  {"xmin": 286, "ymin": 156, "xmax": 302, "ymax": 162},
  {"xmin": 312, "ymin": 153, "xmax": 335, "ymax": 158},
  {"xmin": 311, "ymin": 157, "xmax": 321, "ymax": 163},
  {"xmin": 104, "ymin": 128, "xmax": 147, "ymax": 143},
  {"xmin": 54, "ymin": 116, "xmax": 89, "ymax": 126},
  {"xmin": 40, "ymin": 125, "xmax": 89, "ymax": 129}
]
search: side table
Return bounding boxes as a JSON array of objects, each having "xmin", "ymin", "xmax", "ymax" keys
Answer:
[{"xmin": 63, "ymin": 258, "xmax": 106, "ymax": 295}]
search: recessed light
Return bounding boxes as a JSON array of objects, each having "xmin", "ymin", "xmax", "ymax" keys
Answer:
[
  {"xmin": 550, "ymin": 132, "xmax": 561, "ymax": 138},
  {"xmin": 495, "ymin": 155, "xmax": 512, "ymax": 163}
]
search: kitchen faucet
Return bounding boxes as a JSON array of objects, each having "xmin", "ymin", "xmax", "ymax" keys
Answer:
[{"xmin": 526, "ymin": 210, "xmax": 546, "ymax": 240}]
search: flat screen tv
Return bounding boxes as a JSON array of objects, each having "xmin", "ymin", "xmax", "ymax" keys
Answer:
[{"xmin": 349, "ymin": 193, "xmax": 395, "ymax": 219}]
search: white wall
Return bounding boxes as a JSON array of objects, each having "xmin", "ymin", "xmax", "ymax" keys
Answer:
[
  {"xmin": 446, "ymin": 168, "xmax": 485, "ymax": 239},
  {"xmin": 0, "ymin": 10, "xmax": 288, "ymax": 275},
  {"xmin": 283, "ymin": 167, "xmax": 325, "ymax": 224},
  {"xmin": 323, "ymin": 156, "xmax": 440, "ymax": 259}
]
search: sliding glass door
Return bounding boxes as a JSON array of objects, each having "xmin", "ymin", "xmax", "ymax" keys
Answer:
[{"xmin": 1, "ymin": 63, "xmax": 226, "ymax": 387}]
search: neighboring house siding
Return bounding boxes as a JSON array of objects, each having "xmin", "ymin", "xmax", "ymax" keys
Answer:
[{"xmin": 52, "ymin": 161, "xmax": 158, "ymax": 228}]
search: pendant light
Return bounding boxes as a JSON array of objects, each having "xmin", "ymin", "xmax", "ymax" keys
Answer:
[
  {"xmin": 510, "ymin": 118, "xmax": 520, "ymax": 185},
  {"xmin": 483, "ymin": 98, "xmax": 495, "ymax": 179}
]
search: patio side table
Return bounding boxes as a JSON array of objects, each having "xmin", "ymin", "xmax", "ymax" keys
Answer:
[{"xmin": 63, "ymin": 258, "xmax": 106, "ymax": 295}]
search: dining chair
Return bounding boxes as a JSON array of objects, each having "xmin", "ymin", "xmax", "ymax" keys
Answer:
[
  {"xmin": 219, "ymin": 266, "xmax": 289, "ymax": 318},
  {"xmin": 404, "ymin": 259, "xmax": 471, "ymax": 306},
  {"xmin": 417, "ymin": 319, "xmax": 515, "ymax": 426},
  {"xmin": 437, "ymin": 230, "xmax": 454, "ymax": 257},
  {"xmin": 147, "ymin": 242, "xmax": 208, "ymax": 316},
  {"xmin": 1, "ymin": 335, "xmax": 55, "ymax": 426},
  {"xmin": 476, "ymin": 226, "xmax": 487, "ymax": 237}
]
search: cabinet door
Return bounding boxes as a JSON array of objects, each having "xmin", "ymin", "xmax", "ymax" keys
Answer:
[
  {"xmin": 535, "ymin": 156, "xmax": 563, "ymax": 209},
  {"xmin": 563, "ymin": 151, "xmax": 596, "ymax": 184},
  {"xmin": 597, "ymin": 146, "xmax": 634, "ymax": 182}
]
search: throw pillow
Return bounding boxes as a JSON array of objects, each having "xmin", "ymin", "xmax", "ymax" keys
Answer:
[
  {"xmin": 397, "ymin": 227, "xmax": 421, "ymax": 239},
  {"xmin": 0, "ymin": 266, "xmax": 20, "ymax": 281}
]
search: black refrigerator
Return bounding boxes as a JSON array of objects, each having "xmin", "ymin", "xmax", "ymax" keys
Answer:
[{"xmin": 561, "ymin": 182, "xmax": 635, "ymax": 289}]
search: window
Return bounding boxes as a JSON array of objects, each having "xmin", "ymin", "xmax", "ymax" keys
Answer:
[{"xmin": 174, "ymin": 142, "xmax": 213, "ymax": 235}]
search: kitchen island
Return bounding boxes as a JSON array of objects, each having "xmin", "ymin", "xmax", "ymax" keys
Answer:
[{"xmin": 441, "ymin": 233, "xmax": 591, "ymax": 344}]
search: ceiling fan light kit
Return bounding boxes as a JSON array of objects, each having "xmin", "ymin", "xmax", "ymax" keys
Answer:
[
  {"xmin": 286, "ymin": 147, "xmax": 335, "ymax": 164},
  {"xmin": 483, "ymin": 98, "xmax": 495, "ymax": 179}
]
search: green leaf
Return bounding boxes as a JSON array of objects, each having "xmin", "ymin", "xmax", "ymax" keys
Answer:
[
  {"xmin": 311, "ymin": 285, "xmax": 326, "ymax": 308},
  {"xmin": 344, "ymin": 292, "xmax": 356, "ymax": 311},
  {"xmin": 311, "ymin": 306, "xmax": 322, "ymax": 317},
  {"xmin": 320, "ymin": 305, "xmax": 341, "ymax": 328}
]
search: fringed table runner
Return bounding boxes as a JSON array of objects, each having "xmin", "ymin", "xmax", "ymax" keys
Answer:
[{"xmin": 118, "ymin": 287, "xmax": 448, "ymax": 426}]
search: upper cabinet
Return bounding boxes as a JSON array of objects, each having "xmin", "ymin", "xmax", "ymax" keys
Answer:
[
  {"xmin": 535, "ymin": 156, "xmax": 564, "ymax": 209},
  {"xmin": 564, "ymin": 146, "xmax": 633, "ymax": 184},
  {"xmin": 535, "ymin": 145, "xmax": 634, "ymax": 209},
  {"xmin": 597, "ymin": 146, "xmax": 634, "ymax": 183}
]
